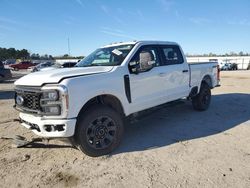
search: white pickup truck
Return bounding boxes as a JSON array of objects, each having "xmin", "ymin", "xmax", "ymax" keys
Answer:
[{"xmin": 14, "ymin": 41, "xmax": 220, "ymax": 156}]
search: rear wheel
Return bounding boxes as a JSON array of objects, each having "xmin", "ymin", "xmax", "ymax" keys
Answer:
[
  {"xmin": 75, "ymin": 105, "xmax": 124, "ymax": 157},
  {"xmin": 192, "ymin": 83, "xmax": 211, "ymax": 111}
]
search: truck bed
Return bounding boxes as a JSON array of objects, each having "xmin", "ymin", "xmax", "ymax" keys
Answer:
[{"xmin": 188, "ymin": 62, "xmax": 218, "ymax": 89}]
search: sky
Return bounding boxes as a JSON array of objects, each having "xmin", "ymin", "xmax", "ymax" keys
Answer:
[{"xmin": 0, "ymin": 0, "xmax": 250, "ymax": 56}]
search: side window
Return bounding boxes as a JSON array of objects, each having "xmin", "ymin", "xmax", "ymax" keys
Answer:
[
  {"xmin": 161, "ymin": 45, "xmax": 184, "ymax": 65},
  {"xmin": 129, "ymin": 46, "xmax": 160, "ymax": 73},
  {"xmin": 130, "ymin": 46, "xmax": 160, "ymax": 67}
]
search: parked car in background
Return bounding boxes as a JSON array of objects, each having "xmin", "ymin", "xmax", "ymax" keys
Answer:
[
  {"xmin": 9, "ymin": 61, "xmax": 34, "ymax": 71},
  {"xmin": 218, "ymin": 62, "xmax": 225, "ymax": 70},
  {"xmin": 39, "ymin": 61, "xmax": 77, "ymax": 71},
  {"xmin": 231, "ymin": 63, "xmax": 238, "ymax": 70},
  {"xmin": 221, "ymin": 63, "xmax": 232, "ymax": 70},
  {"xmin": 0, "ymin": 61, "xmax": 12, "ymax": 82},
  {"xmin": 3, "ymin": 59, "xmax": 16, "ymax": 65},
  {"xmin": 29, "ymin": 61, "xmax": 54, "ymax": 72},
  {"xmin": 61, "ymin": 61, "xmax": 77, "ymax": 68},
  {"xmin": 221, "ymin": 63, "xmax": 238, "ymax": 70}
]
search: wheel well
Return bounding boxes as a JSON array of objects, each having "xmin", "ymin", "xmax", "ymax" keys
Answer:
[
  {"xmin": 189, "ymin": 86, "xmax": 198, "ymax": 98},
  {"xmin": 202, "ymin": 75, "xmax": 212, "ymax": 88},
  {"xmin": 77, "ymin": 95, "xmax": 125, "ymax": 118}
]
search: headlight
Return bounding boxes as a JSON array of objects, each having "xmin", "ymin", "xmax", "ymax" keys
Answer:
[
  {"xmin": 40, "ymin": 86, "xmax": 68, "ymax": 117},
  {"xmin": 42, "ymin": 90, "xmax": 59, "ymax": 101},
  {"xmin": 43, "ymin": 106, "xmax": 61, "ymax": 115},
  {"xmin": 40, "ymin": 90, "xmax": 61, "ymax": 115}
]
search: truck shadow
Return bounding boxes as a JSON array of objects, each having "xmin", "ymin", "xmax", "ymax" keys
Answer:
[
  {"xmin": 115, "ymin": 93, "xmax": 250, "ymax": 155},
  {"xmin": 23, "ymin": 143, "xmax": 74, "ymax": 149}
]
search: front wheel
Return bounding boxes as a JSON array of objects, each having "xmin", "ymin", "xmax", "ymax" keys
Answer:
[
  {"xmin": 75, "ymin": 105, "xmax": 124, "ymax": 157},
  {"xmin": 192, "ymin": 83, "xmax": 211, "ymax": 111}
]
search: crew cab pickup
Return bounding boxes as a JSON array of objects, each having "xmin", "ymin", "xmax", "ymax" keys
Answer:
[{"xmin": 14, "ymin": 41, "xmax": 220, "ymax": 156}]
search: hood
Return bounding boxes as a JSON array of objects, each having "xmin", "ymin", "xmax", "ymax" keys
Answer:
[{"xmin": 15, "ymin": 66, "xmax": 114, "ymax": 86}]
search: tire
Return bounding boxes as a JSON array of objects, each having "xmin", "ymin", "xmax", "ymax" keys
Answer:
[
  {"xmin": 192, "ymin": 83, "xmax": 211, "ymax": 111},
  {"xmin": 14, "ymin": 67, "xmax": 19, "ymax": 71},
  {"xmin": 75, "ymin": 105, "xmax": 124, "ymax": 157}
]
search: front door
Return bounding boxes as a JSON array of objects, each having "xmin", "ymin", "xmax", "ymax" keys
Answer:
[{"xmin": 129, "ymin": 45, "xmax": 167, "ymax": 113}]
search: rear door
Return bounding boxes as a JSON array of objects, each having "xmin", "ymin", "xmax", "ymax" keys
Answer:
[{"xmin": 158, "ymin": 45, "xmax": 190, "ymax": 100}]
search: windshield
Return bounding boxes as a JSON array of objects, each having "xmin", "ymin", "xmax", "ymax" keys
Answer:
[{"xmin": 76, "ymin": 44, "xmax": 134, "ymax": 67}]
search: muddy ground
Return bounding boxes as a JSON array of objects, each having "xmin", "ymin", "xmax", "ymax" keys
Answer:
[{"xmin": 0, "ymin": 70, "xmax": 250, "ymax": 188}]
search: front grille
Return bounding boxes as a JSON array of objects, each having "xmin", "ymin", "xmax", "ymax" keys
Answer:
[
  {"xmin": 15, "ymin": 87, "xmax": 42, "ymax": 113},
  {"xmin": 22, "ymin": 92, "xmax": 41, "ymax": 110}
]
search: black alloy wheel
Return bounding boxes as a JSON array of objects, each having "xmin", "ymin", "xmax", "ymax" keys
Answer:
[
  {"xmin": 75, "ymin": 105, "xmax": 124, "ymax": 157},
  {"xmin": 86, "ymin": 116, "xmax": 117, "ymax": 150}
]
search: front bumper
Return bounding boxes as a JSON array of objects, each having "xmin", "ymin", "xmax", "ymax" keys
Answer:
[{"xmin": 19, "ymin": 113, "xmax": 76, "ymax": 137}]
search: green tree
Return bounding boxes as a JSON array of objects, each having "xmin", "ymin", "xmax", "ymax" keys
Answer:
[
  {"xmin": 16, "ymin": 49, "xmax": 30, "ymax": 59},
  {"xmin": 31, "ymin": 53, "xmax": 40, "ymax": 60},
  {"xmin": 8, "ymin": 48, "xmax": 16, "ymax": 58}
]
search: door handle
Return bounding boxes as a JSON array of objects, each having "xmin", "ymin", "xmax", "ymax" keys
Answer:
[{"xmin": 182, "ymin": 70, "xmax": 189, "ymax": 73}]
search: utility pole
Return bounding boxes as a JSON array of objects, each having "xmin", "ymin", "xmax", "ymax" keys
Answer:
[{"xmin": 68, "ymin": 37, "xmax": 71, "ymax": 56}]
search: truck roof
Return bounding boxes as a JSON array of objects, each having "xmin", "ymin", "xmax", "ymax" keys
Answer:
[{"xmin": 102, "ymin": 40, "xmax": 179, "ymax": 48}]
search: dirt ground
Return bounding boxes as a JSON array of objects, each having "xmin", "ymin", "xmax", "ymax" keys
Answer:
[{"xmin": 0, "ymin": 70, "xmax": 250, "ymax": 188}]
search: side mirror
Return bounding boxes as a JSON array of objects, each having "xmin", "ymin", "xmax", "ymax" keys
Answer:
[
  {"xmin": 139, "ymin": 51, "xmax": 155, "ymax": 71},
  {"xmin": 129, "ymin": 61, "xmax": 140, "ymax": 74},
  {"xmin": 129, "ymin": 51, "xmax": 156, "ymax": 74},
  {"xmin": 129, "ymin": 60, "xmax": 156, "ymax": 74}
]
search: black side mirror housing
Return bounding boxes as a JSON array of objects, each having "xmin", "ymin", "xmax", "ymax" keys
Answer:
[{"xmin": 129, "ymin": 61, "xmax": 140, "ymax": 74}]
